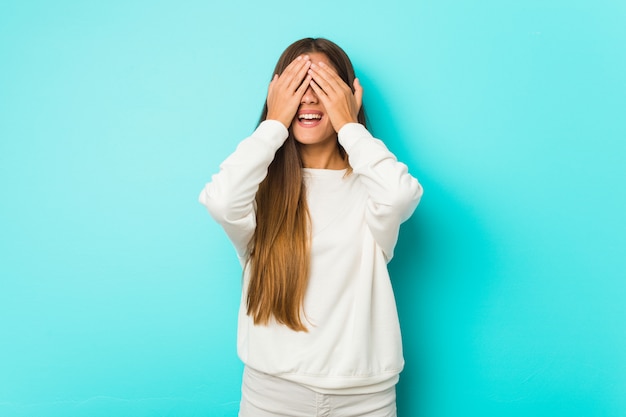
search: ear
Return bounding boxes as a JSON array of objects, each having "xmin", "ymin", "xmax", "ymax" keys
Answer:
[{"xmin": 353, "ymin": 78, "xmax": 363, "ymax": 112}]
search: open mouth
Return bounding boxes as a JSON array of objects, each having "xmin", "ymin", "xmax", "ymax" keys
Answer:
[{"xmin": 297, "ymin": 111, "xmax": 323, "ymax": 127}]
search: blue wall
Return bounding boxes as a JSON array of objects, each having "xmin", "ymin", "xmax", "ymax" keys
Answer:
[{"xmin": 1, "ymin": 0, "xmax": 624, "ymax": 416}]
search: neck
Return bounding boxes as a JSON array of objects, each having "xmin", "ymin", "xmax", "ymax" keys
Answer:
[{"xmin": 299, "ymin": 142, "xmax": 347, "ymax": 169}]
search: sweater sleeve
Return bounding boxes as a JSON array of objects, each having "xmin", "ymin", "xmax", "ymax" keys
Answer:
[
  {"xmin": 198, "ymin": 120, "xmax": 289, "ymax": 261},
  {"xmin": 338, "ymin": 123, "xmax": 423, "ymax": 262}
]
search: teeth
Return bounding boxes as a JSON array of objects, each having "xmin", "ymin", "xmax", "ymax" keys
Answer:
[{"xmin": 299, "ymin": 113, "xmax": 322, "ymax": 120}]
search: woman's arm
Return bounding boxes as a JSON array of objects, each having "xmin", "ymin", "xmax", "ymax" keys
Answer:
[
  {"xmin": 198, "ymin": 121, "xmax": 288, "ymax": 259},
  {"xmin": 339, "ymin": 124, "xmax": 423, "ymax": 262}
]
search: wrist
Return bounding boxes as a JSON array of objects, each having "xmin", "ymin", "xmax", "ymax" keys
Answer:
[
  {"xmin": 334, "ymin": 117, "xmax": 358, "ymax": 133},
  {"xmin": 266, "ymin": 113, "xmax": 292, "ymax": 130}
]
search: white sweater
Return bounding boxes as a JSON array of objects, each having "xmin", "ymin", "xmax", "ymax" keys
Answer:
[{"xmin": 199, "ymin": 120, "xmax": 423, "ymax": 394}]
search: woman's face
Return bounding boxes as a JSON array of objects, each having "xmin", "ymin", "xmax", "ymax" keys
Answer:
[{"xmin": 290, "ymin": 52, "xmax": 338, "ymax": 147}]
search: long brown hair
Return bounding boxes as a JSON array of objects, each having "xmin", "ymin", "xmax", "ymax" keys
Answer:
[{"xmin": 247, "ymin": 38, "xmax": 367, "ymax": 331}]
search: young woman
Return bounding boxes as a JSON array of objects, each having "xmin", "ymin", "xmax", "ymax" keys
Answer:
[{"xmin": 199, "ymin": 38, "xmax": 423, "ymax": 417}]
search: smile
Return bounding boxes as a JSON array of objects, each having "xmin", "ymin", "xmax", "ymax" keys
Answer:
[
  {"xmin": 297, "ymin": 111, "xmax": 323, "ymax": 127},
  {"xmin": 299, "ymin": 114, "xmax": 321, "ymax": 120}
]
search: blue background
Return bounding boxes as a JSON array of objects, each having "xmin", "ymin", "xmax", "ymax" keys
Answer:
[{"xmin": 1, "ymin": 0, "xmax": 625, "ymax": 416}]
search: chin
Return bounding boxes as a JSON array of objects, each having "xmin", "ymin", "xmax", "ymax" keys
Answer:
[{"xmin": 292, "ymin": 129, "xmax": 337, "ymax": 146}]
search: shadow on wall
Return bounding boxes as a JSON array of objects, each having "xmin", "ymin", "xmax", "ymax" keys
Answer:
[{"xmin": 390, "ymin": 184, "xmax": 495, "ymax": 416}]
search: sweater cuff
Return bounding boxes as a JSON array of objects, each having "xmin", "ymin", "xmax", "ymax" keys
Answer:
[
  {"xmin": 337, "ymin": 123, "xmax": 372, "ymax": 152},
  {"xmin": 253, "ymin": 119, "xmax": 289, "ymax": 147}
]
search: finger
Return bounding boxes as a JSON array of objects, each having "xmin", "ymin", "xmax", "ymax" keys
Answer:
[
  {"xmin": 309, "ymin": 79, "xmax": 329, "ymax": 104},
  {"xmin": 312, "ymin": 62, "xmax": 348, "ymax": 93},
  {"xmin": 280, "ymin": 64, "xmax": 310, "ymax": 95},
  {"xmin": 353, "ymin": 78, "xmax": 363, "ymax": 111},
  {"xmin": 281, "ymin": 56, "xmax": 310, "ymax": 90},
  {"xmin": 267, "ymin": 74, "xmax": 278, "ymax": 94},
  {"xmin": 282, "ymin": 55, "xmax": 307, "ymax": 75},
  {"xmin": 295, "ymin": 74, "xmax": 313, "ymax": 98},
  {"xmin": 308, "ymin": 64, "xmax": 337, "ymax": 96},
  {"xmin": 288, "ymin": 59, "xmax": 311, "ymax": 92}
]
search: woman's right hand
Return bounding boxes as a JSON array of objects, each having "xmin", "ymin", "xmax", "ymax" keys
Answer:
[{"xmin": 266, "ymin": 55, "xmax": 312, "ymax": 129}]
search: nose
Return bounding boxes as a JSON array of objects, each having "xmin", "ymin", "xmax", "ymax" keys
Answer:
[{"xmin": 301, "ymin": 85, "xmax": 318, "ymax": 104}]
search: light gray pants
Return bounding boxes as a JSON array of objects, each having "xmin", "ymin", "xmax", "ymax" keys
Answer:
[{"xmin": 239, "ymin": 366, "xmax": 397, "ymax": 417}]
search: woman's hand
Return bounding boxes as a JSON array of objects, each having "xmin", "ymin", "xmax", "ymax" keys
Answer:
[
  {"xmin": 308, "ymin": 62, "xmax": 363, "ymax": 132},
  {"xmin": 266, "ymin": 56, "xmax": 312, "ymax": 129}
]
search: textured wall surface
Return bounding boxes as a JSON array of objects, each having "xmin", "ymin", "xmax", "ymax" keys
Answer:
[{"xmin": 1, "ymin": 0, "xmax": 625, "ymax": 416}]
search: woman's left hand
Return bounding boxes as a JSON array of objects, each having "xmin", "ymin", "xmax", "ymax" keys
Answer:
[{"xmin": 308, "ymin": 62, "xmax": 363, "ymax": 132}]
